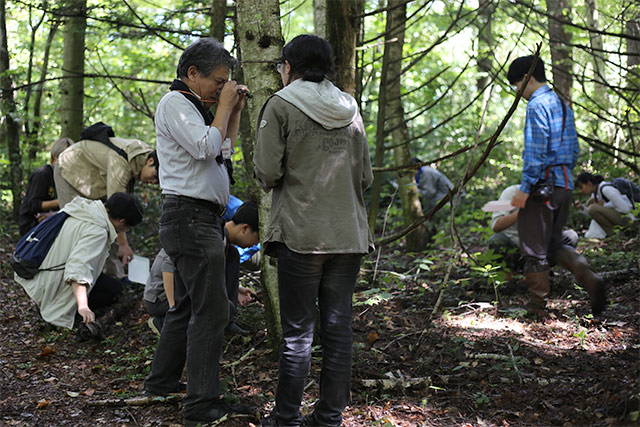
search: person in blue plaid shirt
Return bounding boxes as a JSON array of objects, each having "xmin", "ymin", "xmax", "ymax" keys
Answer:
[{"xmin": 507, "ymin": 55, "xmax": 606, "ymax": 319}]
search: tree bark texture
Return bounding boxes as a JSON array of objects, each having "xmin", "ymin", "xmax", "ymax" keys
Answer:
[
  {"xmin": 210, "ymin": 0, "xmax": 226, "ymax": 42},
  {"xmin": 476, "ymin": 0, "xmax": 493, "ymax": 94},
  {"xmin": 386, "ymin": 0, "xmax": 426, "ymax": 250},
  {"xmin": 313, "ymin": 0, "xmax": 327, "ymax": 39},
  {"xmin": 326, "ymin": 0, "xmax": 363, "ymax": 96},
  {"xmin": 546, "ymin": 0, "xmax": 573, "ymax": 105},
  {"xmin": 584, "ymin": 0, "xmax": 606, "ymax": 105},
  {"xmin": 235, "ymin": 0, "xmax": 284, "ymax": 350},
  {"xmin": 24, "ymin": 6, "xmax": 46, "ymax": 160},
  {"xmin": 0, "ymin": 0, "xmax": 24, "ymax": 219},
  {"xmin": 60, "ymin": 0, "xmax": 86, "ymax": 141}
]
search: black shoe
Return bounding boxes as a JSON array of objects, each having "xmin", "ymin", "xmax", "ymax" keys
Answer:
[
  {"xmin": 183, "ymin": 406, "xmax": 229, "ymax": 427},
  {"xmin": 225, "ymin": 322, "xmax": 248, "ymax": 335},
  {"xmin": 301, "ymin": 413, "xmax": 340, "ymax": 427},
  {"xmin": 217, "ymin": 396, "xmax": 254, "ymax": 415},
  {"xmin": 261, "ymin": 414, "xmax": 281, "ymax": 426},
  {"xmin": 590, "ymin": 279, "xmax": 608, "ymax": 315}
]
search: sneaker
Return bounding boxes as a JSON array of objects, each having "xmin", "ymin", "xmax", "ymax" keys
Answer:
[{"xmin": 147, "ymin": 317, "xmax": 160, "ymax": 335}]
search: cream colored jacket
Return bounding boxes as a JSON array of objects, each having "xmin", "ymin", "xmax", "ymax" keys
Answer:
[
  {"xmin": 15, "ymin": 197, "xmax": 118, "ymax": 329},
  {"xmin": 57, "ymin": 137, "xmax": 152, "ymax": 200}
]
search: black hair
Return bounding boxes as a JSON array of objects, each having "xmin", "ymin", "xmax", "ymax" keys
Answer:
[
  {"xmin": 280, "ymin": 34, "xmax": 334, "ymax": 83},
  {"xmin": 575, "ymin": 172, "xmax": 604, "ymax": 187},
  {"xmin": 176, "ymin": 38, "xmax": 237, "ymax": 79},
  {"xmin": 231, "ymin": 201, "xmax": 258, "ymax": 232},
  {"xmin": 507, "ymin": 55, "xmax": 547, "ymax": 85},
  {"xmin": 147, "ymin": 150, "xmax": 159, "ymax": 168},
  {"xmin": 105, "ymin": 192, "xmax": 144, "ymax": 227}
]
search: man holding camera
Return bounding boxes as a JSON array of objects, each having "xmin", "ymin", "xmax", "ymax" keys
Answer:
[{"xmin": 507, "ymin": 55, "xmax": 606, "ymax": 318}]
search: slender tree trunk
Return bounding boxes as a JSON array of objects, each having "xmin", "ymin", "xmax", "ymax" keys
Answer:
[
  {"xmin": 546, "ymin": 0, "xmax": 573, "ymax": 105},
  {"xmin": 326, "ymin": 0, "xmax": 363, "ymax": 96},
  {"xmin": 476, "ymin": 0, "xmax": 493, "ymax": 135},
  {"xmin": 31, "ymin": 20, "xmax": 60, "ymax": 154},
  {"xmin": 626, "ymin": 6, "xmax": 639, "ymax": 74},
  {"xmin": 584, "ymin": 0, "xmax": 606, "ymax": 104},
  {"xmin": 313, "ymin": 0, "xmax": 327, "ymax": 39},
  {"xmin": 24, "ymin": 6, "xmax": 46, "ymax": 160},
  {"xmin": 235, "ymin": 0, "xmax": 284, "ymax": 351},
  {"xmin": 0, "ymin": 0, "xmax": 23, "ymax": 219},
  {"xmin": 60, "ymin": 0, "xmax": 86, "ymax": 141},
  {"xmin": 386, "ymin": 1, "xmax": 426, "ymax": 250},
  {"xmin": 210, "ymin": 0, "xmax": 226, "ymax": 42}
]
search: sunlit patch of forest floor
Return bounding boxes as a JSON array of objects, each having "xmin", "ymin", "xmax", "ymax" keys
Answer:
[{"xmin": 1, "ymin": 225, "xmax": 638, "ymax": 426}]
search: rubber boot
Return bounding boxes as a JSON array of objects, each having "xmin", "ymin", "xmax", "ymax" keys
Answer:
[
  {"xmin": 524, "ymin": 270, "xmax": 550, "ymax": 318},
  {"xmin": 554, "ymin": 245, "xmax": 607, "ymax": 315}
]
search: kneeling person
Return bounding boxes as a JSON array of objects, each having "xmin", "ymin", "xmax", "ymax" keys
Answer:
[{"xmin": 14, "ymin": 193, "xmax": 144, "ymax": 329}]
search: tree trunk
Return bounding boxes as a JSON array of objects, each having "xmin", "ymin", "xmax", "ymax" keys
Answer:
[
  {"xmin": 235, "ymin": 0, "xmax": 284, "ymax": 351},
  {"xmin": 476, "ymin": 0, "xmax": 493, "ymax": 135},
  {"xmin": 60, "ymin": 0, "xmax": 86, "ymax": 141},
  {"xmin": 626, "ymin": 7, "xmax": 639, "ymax": 74},
  {"xmin": 31, "ymin": 20, "xmax": 60, "ymax": 156},
  {"xmin": 584, "ymin": 0, "xmax": 606, "ymax": 105},
  {"xmin": 386, "ymin": 0, "xmax": 426, "ymax": 250},
  {"xmin": 24, "ymin": 6, "xmax": 46, "ymax": 160},
  {"xmin": 313, "ymin": 0, "xmax": 327, "ymax": 39},
  {"xmin": 546, "ymin": 0, "xmax": 573, "ymax": 105},
  {"xmin": 0, "ymin": 0, "xmax": 23, "ymax": 219},
  {"xmin": 210, "ymin": 0, "xmax": 226, "ymax": 42},
  {"xmin": 326, "ymin": 0, "xmax": 363, "ymax": 96}
]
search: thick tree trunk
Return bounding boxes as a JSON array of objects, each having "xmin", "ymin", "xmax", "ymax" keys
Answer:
[
  {"xmin": 546, "ymin": 0, "xmax": 573, "ymax": 105},
  {"xmin": 326, "ymin": 0, "xmax": 363, "ymax": 96},
  {"xmin": 386, "ymin": 1, "xmax": 426, "ymax": 250},
  {"xmin": 0, "ymin": 0, "xmax": 23, "ymax": 219},
  {"xmin": 235, "ymin": 0, "xmax": 284, "ymax": 351},
  {"xmin": 60, "ymin": 0, "xmax": 86, "ymax": 141},
  {"xmin": 210, "ymin": 0, "xmax": 226, "ymax": 42},
  {"xmin": 313, "ymin": 0, "xmax": 327, "ymax": 39}
]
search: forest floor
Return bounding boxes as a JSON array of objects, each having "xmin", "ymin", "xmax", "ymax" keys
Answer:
[{"xmin": 1, "ymin": 222, "xmax": 639, "ymax": 427}]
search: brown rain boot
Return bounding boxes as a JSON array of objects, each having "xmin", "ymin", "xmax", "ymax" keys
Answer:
[
  {"xmin": 554, "ymin": 245, "xmax": 608, "ymax": 315},
  {"xmin": 524, "ymin": 270, "xmax": 550, "ymax": 319}
]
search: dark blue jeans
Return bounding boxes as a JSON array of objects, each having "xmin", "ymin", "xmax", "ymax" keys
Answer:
[
  {"xmin": 273, "ymin": 243, "xmax": 362, "ymax": 427},
  {"xmin": 145, "ymin": 196, "xmax": 228, "ymax": 417}
]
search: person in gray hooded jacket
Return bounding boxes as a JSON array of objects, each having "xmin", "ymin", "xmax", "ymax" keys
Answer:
[{"xmin": 254, "ymin": 34, "xmax": 374, "ymax": 427}]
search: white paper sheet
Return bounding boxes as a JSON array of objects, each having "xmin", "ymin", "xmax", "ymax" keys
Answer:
[
  {"xmin": 481, "ymin": 200, "xmax": 515, "ymax": 212},
  {"xmin": 127, "ymin": 255, "xmax": 150, "ymax": 285}
]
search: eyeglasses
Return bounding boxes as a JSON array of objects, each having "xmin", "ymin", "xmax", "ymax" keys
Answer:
[{"xmin": 276, "ymin": 62, "xmax": 283, "ymax": 73}]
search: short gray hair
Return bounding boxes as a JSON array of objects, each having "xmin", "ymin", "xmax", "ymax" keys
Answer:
[
  {"xmin": 50, "ymin": 137, "xmax": 73, "ymax": 159},
  {"xmin": 176, "ymin": 38, "xmax": 237, "ymax": 79}
]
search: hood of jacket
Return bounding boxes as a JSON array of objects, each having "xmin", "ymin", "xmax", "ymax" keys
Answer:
[
  {"xmin": 61, "ymin": 197, "xmax": 118, "ymax": 243},
  {"xmin": 275, "ymin": 79, "xmax": 358, "ymax": 130}
]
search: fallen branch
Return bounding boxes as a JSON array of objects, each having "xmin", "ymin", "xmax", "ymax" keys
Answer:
[{"xmin": 86, "ymin": 394, "xmax": 182, "ymax": 407}]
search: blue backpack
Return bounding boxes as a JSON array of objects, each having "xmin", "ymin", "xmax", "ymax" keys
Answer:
[{"xmin": 12, "ymin": 211, "xmax": 70, "ymax": 279}]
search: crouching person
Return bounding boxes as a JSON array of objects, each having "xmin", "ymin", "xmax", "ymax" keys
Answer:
[{"xmin": 14, "ymin": 193, "xmax": 143, "ymax": 333}]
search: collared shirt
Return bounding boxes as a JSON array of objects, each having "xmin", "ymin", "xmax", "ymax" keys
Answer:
[
  {"xmin": 155, "ymin": 91, "xmax": 229, "ymax": 205},
  {"xmin": 520, "ymin": 85, "xmax": 579, "ymax": 194}
]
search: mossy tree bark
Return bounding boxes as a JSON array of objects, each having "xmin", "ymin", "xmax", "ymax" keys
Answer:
[{"xmin": 60, "ymin": 0, "xmax": 86, "ymax": 141}]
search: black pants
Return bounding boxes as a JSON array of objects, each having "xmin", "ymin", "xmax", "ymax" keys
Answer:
[
  {"xmin": 145, "ymin": 196, "xmax": 228, "ymax": 417},
  {"xmin": 88, "ymin": 273, "xmax": 123, "ymax": 309}
]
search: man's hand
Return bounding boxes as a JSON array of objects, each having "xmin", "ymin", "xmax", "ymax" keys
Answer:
[
  {"xmin": 511, "ymin": 190, "xmax": 529, "ymax": 209},
  {"xmin": 118, "ymin": 244, "xmax": 134, "ymax": 266},
  {"xmin": 218, "ymin": 81, "xmax": 240, "ymax": 110},
  {"xmin": 233, "ymin": 85, "xmax": 249, "ymax": 112},
  {"xmin": 574, "ymin": 200, "xmax": 584, "ymax": 210},
  {"xmin": 238, "ymin": 287, "xmax": 256, "ymax": 307},
  {"xmin": 78, "ymin": 306, "xmax": 95, "ymax": 324}
]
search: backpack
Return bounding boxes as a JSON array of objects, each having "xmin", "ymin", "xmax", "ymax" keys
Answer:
[
  {"xmin": 600, "ymin": 178, "xmax": 640, "ymax": 205},
  {"xmin": 11, "ymin": 211, "xmax": 70, "ymax": 279}
]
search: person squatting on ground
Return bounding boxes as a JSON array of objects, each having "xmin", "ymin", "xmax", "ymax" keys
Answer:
[
  {"xmin": 14, "ymin": 193, "xmax": 143, "ymax": 330},
  {"xmin": 507, "ymin": 55, "xmax": 607, "ymax": 318},
  {"xmin": 575, "ymin": 172, "xmax": 635, "ymax": 236},
  {"xmin": 143, "ymin": 38, "xmax": 250, "ymax": 426},
  {"xmin": 489, "ymin": 184, "xmax": 578, "ymax": 274},
  {"xmin": 414, "ymin": 162, "xmax": 455, "ymax": 212},
  {"xmin": 18, "ymin": 137, "xmax": 73, "ymax": 236},
  {"xmin": 254, "ymin": 34, "xmax": 375, "ymax": 427},
  {"xmin": 53, "ymin": 122, "xmax": 159, "ymax": 279},
  {"xmin": 144, "ymin": 201, "xmax": 259, "ymax": 335}
]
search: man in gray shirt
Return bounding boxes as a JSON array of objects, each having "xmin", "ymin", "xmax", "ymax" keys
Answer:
[{"xmin": 144, "ymin": 38, "xmax": 250, "ymax": 426}]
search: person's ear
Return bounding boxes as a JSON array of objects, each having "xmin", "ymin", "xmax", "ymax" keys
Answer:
[{"xmin": 187, "ymin": 65, "xmax": 199, "ymax": 81}]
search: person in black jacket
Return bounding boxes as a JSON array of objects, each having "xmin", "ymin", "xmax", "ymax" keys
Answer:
[{"xmin": 19, "ymin": 137, "xmax": 73, "ymax": 235}]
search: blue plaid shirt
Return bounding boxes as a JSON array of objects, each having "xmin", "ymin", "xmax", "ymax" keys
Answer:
[{"xmin": 520, "ymin": 85, "xmax": 579, "ymax": 193}]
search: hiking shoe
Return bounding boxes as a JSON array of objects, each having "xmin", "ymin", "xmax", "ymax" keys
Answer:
[
  {"xmin": 261, "ymin": 414, "xmax": 282, "ymax": 426},
  {"xmin": 144, "ymin": 382, "xmax": 186, "ymax": 397},
  {"xmin": 147, "ymin": 317, "xmax": 160, "ymax": 335},
  {"xmin": 301, "ymin": 413, "xmax": 341, "ymax": 426}
]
